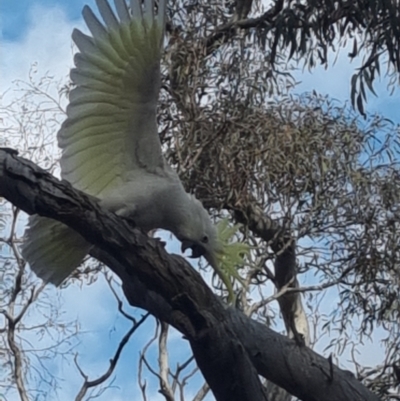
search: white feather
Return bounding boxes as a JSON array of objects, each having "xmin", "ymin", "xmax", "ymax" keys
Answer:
[
  {"xmin": 96, "ymin": 0, "xmax": 119, "ymax": 29},
  {"xmin": 114, "ymin": 0, "xmax": 131, "ymax": 22},
  {"xmin": 22, "ymin": 217, "xmax": 90, "ymax": 286}
]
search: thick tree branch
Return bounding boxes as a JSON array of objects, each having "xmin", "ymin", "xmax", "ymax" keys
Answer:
[
  {"xmin": 0, "ymin": 148, "xmax": 380, "ymax": 401},
  {"xmin": 0, "ymin": 148, "xmax": 266, "ymax": 401}
]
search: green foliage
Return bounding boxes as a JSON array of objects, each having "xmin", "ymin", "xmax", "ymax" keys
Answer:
[
  {"xmin": 216, "ymin": 217, "xmax": 250, "ymax": 283},
  {"xmin": 212, "ymin": 218, "xmax": 250, "ymax": 302}
]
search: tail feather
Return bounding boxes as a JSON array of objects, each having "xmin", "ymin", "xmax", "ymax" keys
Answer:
[{"xmin": 21, "ymin": 216, "xmax": 91, "ymax": 286}]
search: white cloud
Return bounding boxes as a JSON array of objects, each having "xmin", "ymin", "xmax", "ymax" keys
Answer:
[{"xmin": 1, "ymin": 4, "xmax": 79, "ymax": 88}]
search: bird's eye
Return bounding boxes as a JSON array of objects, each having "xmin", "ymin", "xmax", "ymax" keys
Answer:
[{"xmin": 202, "ymin": 235, "xmax": 208, "ymax": 243}]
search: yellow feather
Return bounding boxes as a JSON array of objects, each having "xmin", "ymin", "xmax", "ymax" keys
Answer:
[{"xmin": 213, "ymin": 218, "xmax": 251, "ymax": 302}]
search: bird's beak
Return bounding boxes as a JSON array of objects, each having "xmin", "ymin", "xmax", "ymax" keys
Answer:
[
  {"xmin": 181, "ymin": 240, "xmax": 206, "ymax": 258},
  {"xmin": 204, "ymin": 251, "xmax": 219, "ymax": 271},
  {"xmin": 181, "ymin": 240, "xmax": 191, "ymax": 253}
]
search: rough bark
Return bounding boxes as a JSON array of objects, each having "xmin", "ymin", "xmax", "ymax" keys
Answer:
[
  {"xmin": 274, "ymin": 239, "xmax": 311, "ymax": 346},
  {"xmin": 0, "ymin": 148, "xmax": 381, "ymax": 401}
]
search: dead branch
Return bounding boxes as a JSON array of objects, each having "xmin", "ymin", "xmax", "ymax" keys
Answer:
[{"xmin": 74, "ymin": 313, "xmax": 149, "ymax": 401}]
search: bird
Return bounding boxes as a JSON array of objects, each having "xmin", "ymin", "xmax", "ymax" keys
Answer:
[{"xmin": 21, "ymin": 0, "xmax": 227, "ymax": 288}]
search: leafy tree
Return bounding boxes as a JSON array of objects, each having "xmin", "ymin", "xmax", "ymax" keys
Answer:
[{"xmin": 1, "ymin": 0, "xmax": 400, "ymax": 400}]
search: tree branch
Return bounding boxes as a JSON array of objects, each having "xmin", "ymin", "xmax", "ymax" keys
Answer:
[
  {"xmin": 0, "ymin": 148, "xmax": 380, "ymax": 401},
  {"xmin": 74, "ymin": 313, "xmax": 149, "ymax": 401}
]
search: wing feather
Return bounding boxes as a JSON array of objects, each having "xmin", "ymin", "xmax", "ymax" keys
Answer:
[
  {"xmin": 71, "ymin": 30, "xmax": 96, "ymax": 54},
  {"xmin": 22, "ymin": 217, "xmax": 90, "ymax": 285},
  {"xmin": 60, "ymin": 0, "xmax": 165, "ymax": 198},
  {"xmin": 82, "ymin": 6, "xmax": 108, "ymax": 39},
  {"xmin": 69, "ymin": 87, "xmax": 122, "ymax": 104},
  {"xmin": 73, "ymin": 52, "xmax": 126, "ymax": 77},
  {"xmin": 114, "ymin": 0, "xmax": 131, "ymax": 22},
  {"xmin": 143, "ymin": 0, "xmax": 155, "ymax": 26},
  {"xmin": 96, "ymin": 0, "xmax": 119, "ymax": 29},
  {"xmin": 129, "ymin": 0, "xmax": 142, "ymax": 20},
  {"xmin": 157, "ymin": 0, "xmax": 166, "ymax": 37}
]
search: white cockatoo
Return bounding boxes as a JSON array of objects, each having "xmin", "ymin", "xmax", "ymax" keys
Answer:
[{"xmin": 22, "ymin": 0, "xmax": 227, "ymax": 286}]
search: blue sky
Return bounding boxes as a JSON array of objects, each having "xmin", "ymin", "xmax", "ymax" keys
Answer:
[
  {"xmin": 0, "ymin": 0, "xmax": 87, "ymax": 41},
  {"xmin": 1, "ymin": 1, "xmax": 399, "ymax": 400},
  {"xmin": 1, "ymin": 0, "xmax": 399, "ymax": 116}
]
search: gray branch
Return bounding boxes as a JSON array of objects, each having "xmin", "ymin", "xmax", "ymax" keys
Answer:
[{"xmin": 233, "ymin": 203, "xmax": 310, "ymax": 346}]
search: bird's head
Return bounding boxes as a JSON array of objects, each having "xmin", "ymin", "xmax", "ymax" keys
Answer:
[
  {"xmin": 178, "ymin": 196, "xmax": 223, "ymax": 269},
  {"xmin": 177, "ymin": 196, "xmax": 250, "ymax": 301}
]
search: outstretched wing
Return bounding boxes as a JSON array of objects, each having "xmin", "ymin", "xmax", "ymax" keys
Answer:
[{"xmin": 59, "ymin": 0, "xmax": 166, "ymax": 198}]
